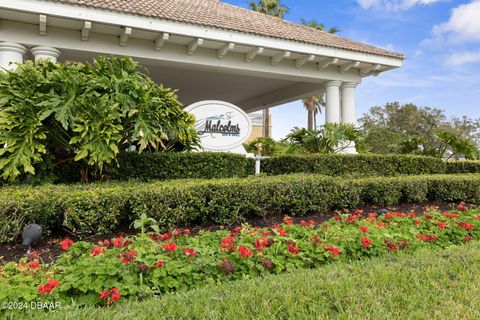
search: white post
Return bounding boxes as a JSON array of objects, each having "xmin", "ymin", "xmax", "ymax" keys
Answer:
[
  {"xmin": 341, "ymin": 82, "xmax": 358, "ymax": 154},
  {"xmin": 31, "ymin": 46, "xmax": 61, "ymax": 63},
  {"xmin": 255, "ymin": 154, "xmax": 261, "ymax": 175},
  {"xmin": 0, "ymin": 42, "xmax": 27, "ymax": 71},
  {"xmin": 325, "ymin": 80, "xmax": 342, "ymax": 124}
]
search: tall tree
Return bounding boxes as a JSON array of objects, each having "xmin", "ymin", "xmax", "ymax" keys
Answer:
[
  {"xmin": 358, "ymin": 102, "xmax": 480, "ymax": 158},
  {"xmin": 248, "ymin": 0, "xmax": 288, "ymax": 137},
  {"xmin": 300, "ymin": 19, "xmax": 340, "ymax": 130},
  {"xmin": 247, "ymin": 0, "xmax": 288, "ymax": 18}
]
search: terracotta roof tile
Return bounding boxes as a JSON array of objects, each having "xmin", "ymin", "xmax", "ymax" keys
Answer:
[{"xmin": 44, "ymin": 0, "xmax": 405, "ymax": 59}]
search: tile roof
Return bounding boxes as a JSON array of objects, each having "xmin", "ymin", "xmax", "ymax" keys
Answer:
[{"xmin": 44, "ymin": 0, "xmax": 405, "ymax": 60}]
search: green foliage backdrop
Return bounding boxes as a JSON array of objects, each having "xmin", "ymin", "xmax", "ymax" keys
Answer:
[{"xmin": 0, "ymin": 57, "xmax": 197, "ymax": 182}]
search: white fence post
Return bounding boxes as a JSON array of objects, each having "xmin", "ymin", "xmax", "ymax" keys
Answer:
[{"xmin": 255, "ymin": 154, "xmax": 261, "ymax": 175}]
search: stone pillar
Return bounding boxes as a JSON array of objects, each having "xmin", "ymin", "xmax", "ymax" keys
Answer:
[
  {"xmin": 31, "ymin": 46, "xmax": 61, "ymax": 63},
  {"xmin": 341, "ymin": 82, "xmax": 358, "ymax": 154},
  {"xmin": 0, "ymin": 42, "xmax": 27, "ymax": 71},
  {"xmin": 341, "ymin": 82, "xmax": 357, "ymax": 125},
  {"xmin": 325, "ymin": 80, "xmax": 342, "ymax": 124}
]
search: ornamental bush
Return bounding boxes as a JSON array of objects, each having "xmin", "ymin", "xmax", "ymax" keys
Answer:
[
  {"xmin": 260, "ymin": 154, "xmax": 447, "ymax": 176},
  {"xmin": 0, "ymin": 57, "xmax": 197, "ymax": 182},
  {"xmin": 2, "ymin": 174, "xmax": 480, "ymax": 242},
  {"xmin": 1, "ymin": 208, "xmax": 479, "ymax": 308}
]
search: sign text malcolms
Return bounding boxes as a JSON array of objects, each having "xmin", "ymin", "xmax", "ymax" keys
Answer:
[{"xmin": 198, "ymin": 120, "xmax": 241, "ymax": 136}]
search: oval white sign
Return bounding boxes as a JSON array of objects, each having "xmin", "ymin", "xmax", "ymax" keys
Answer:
[{"xmin": 185, "ymin": 100, "xmax": 252, "ymax": 151}]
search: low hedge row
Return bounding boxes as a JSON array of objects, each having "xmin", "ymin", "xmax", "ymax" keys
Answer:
[
  {"xmin": 445, "ymin": 160, "xmax": 480, "ymax": 174},
  {"xmin": 260, "ymin": 154, "xmax": 447, "ymax": 176},
  {"xmin": 53, "ymin": 153, "xmax": 480, "ymax": 183},
  {"xmin": 2, "ymin": 173, "xmax": 480, "ymax": 242}
]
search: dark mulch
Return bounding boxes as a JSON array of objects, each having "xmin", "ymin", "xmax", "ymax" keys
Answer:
[{"xmin": 0, "ymin": 201, "xmax": 466, "ymax": 264}]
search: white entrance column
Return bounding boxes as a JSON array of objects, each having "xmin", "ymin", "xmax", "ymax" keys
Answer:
[
  {"xmin": 341, "ymin": 82, "xmax": 357, "ymax": 124},
  {"xmin": 0, "ymin": 42, "xmax": 27, "ymax": 71},
  {"xmin": 31, "ymin": 46, "xmax": 61, "ymax": 63},
  {"xmin": 325, "ymin": 80, "xmax": 342, "ymax": 124},
  {"xmin": 341, "ymin": 82, "xmax": 358, "ymax": 154}
]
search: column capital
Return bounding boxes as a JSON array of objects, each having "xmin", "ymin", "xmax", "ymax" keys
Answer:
[
  {"xmin": 31, "ymin": 46, "xmax": 61, "ymax": 59},
  {"xmin": 324, "ymin": 80, "xmax": 342, "ymax": 88},
  {"xmin": 341, "ymin": 82, "xmax": 359, "ymax": 89},
  {"xmin": 0, "ymin": 42, "xmax": 27, "ymax": 55}
]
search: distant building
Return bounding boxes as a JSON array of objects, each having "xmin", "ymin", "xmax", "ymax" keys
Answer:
[{"xmin": 247, "ymin": 113, "xmax": 272, "ymax": 142}]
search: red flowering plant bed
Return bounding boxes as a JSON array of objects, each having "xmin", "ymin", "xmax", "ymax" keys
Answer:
[{"xmin": 1, "ymin": 207, "xmax": 479, "ymax": 308}]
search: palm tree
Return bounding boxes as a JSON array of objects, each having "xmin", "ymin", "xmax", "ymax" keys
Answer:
[
  {"xmin": 248, "ymin": 0, "xmax": 288, "ymax": 137},
  {"xmin": 248, "ymin": 0, "xmax": 288, "ymax": 18},
  {"xmin": 300, "ymin": 19, "xmax": 340, "ymax": 130}
]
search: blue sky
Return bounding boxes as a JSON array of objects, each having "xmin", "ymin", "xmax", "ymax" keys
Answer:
[{"xmin": 223, "ymin": 0, "xmax": 480, "ymax": 139}]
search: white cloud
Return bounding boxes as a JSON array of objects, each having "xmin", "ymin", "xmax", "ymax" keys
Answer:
[
  {"xmin": 446, "ymin": 50, "xmax": 480, "ymax": 66},
  {"xmin": 357, "ymin": 0, "xmax": 444, "ymax": 11},
  {"xmin": 432, "ymin": 0, "xmax": 480, "ymax": 43}
]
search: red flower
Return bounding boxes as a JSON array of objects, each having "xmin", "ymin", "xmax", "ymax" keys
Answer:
[
  {"xmin": 456, "ymin": 202, "xmax": 467, "ymax": 212},
  {"xmin": 238, "ymin": 245, "xmax": 253, "ymax": 258},
  {"xmin": 262, "ymin": 230, "xmax": 270, "ymax": 236},
  {"xmin": 160, "ymin": 233, "xmax": 172, "ymax": 241},
  {"xmin": 346, "ymin": 215, "xmax": 358, "ymax": 223},
  {"xmin": 300, "ymin": 220, "xmax": 316, "ymax": 227},
  {"xmin": 38, "ymin": 279, "xmax": 60, "ymax": 295},
  {"xmin": 183, "ymin": 248, "xmax": 197, "ymax": 257},
  {"xmin": 152, "ymin": 260, "xmax": 165, "ymax": 269},
  {"xmin": 91, "ymin": 246, "xmax": 105, "ymax": 256},
  {"xmin": 359, "ymin": 226, "xmax": 369, "ymax": 233},
  {"xmin": 283, "ymin": 216, "xmax": 294, "ymax": 225},
  {"xmin": 274, "ymin": 226, "xmax": 288, "ymax": 237},
  {"xmin": 99, "ymin": 287, "xmax": 121, "ymax": 305},
  {"xmin": 360, "ymin": 237, "xmax": 372, "ymax": 248},
  {"xmin": 375, "ymin": 222, "xmax": 388, "ymax": 228},
  {"xmin": 442, "ymin": 213, "xmax": 458, "ymax": 219},
  {"xmin": 465, "ymin": 235, "xmax": 473, "ymax": 242},
  {"xmin": 438, "ymin": 222, "xmax": 447, "ymax": 229},
  {"xmin": 368, "ymin": 213, "xmax": 377, "ymax": 219},
  {"xmin": 29, "ymin": 260, "xmax": 40, "ymax": 269},
  {"xmin": 288, "ymin": 244, "xmax": 300, "ymax": 254},
  {"xmin": 254, "ymin": 238, "xmax": 269, "ymax": 251},
  {"xmin": 112, "ymin": 236, "xmax": 127, "ymax": 248},
  {"xmin": 334, "ymin": 215, "xmax": 342, "ymax": 221},
  {"xmin": 183, "ymin": 229, "xmax": 191, "ymax": 235},
  {"xmin": 459, "ymin": 222, "xmax": 474, "ymax": 230},
  {"xmin": 384, "ymin": 213, "xmax": 394, "ymax": 219},
  {"xmin": 162, "ymin": 242, "xmax": 178, "ymax": 252},
  {"xmin": 117, "ymin": 249, "xmax": 137, "ymax": 264},
  {"xmin": 59, "ymin": 238, "xmax": 74, "ymax": 251},
  {"xmin": 28, "ymin": 250, "xmax": 40, "ymax": 260},
  {"xmin": 407, "ymin": 212, "xmax": 416, "ymax": 218},
  {"xmin": 324, "ymin": 245, "xmax": 340, "ymax": 256},
  {"xmin": 221, "ymin": 237, "xmax": 235, "ymax": 250},
  {"xmin": 416, "ymin": 234, "xmax": 437, "ymax": 242},
  {"xmin": 354, "ymin": 209, "xmax": 364, "ymax": 215}
]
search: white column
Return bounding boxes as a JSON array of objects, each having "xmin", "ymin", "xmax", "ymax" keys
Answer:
[
  {"xmin": 0, "ymin": 42, "xmax": 27, "ymax": 71},
  {"xmin": 31, "ymin": 46, "xmax": 61, "ymax": 63},
  {"xmin": 325, "ymin": 80, "xmax": 342, "ymax": 124},
  {"xmin": 341, "ymin": 82, "xmax": 358, "ymax": 154},
  {"xmin": 341, "ymin": 82, "xmax": 358, "ymax": 124}
]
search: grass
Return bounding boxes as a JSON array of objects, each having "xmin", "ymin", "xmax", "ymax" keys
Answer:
[{"xmin": 18, "ymin": 242, "xmax": 480, "ymax": 320}]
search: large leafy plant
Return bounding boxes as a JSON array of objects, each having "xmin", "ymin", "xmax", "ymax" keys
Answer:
[{"xmin": 0, "ymin": 57, "xmax": 198, "ymax": 181}]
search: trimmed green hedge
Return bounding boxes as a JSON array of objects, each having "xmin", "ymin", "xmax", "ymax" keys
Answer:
[
  {"xmin": 446, "ymin": 160, "xmax": 480, "ymax": 174},
  {"xmin": 260, "ymin": 154, "xmax": 447, "ymax": 176},
  {"xmin": 52, "ymin": 153, "xmax": 480, "ymax": 183},
  {"xmin": 109, "ymin": 152, "xmax": 254, "ymax": 181},
  {"xmin": 2, "ymin": 173, "xmax": 480, "ymax": 242}
]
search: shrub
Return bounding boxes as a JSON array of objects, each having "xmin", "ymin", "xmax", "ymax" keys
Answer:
[
  {"xmin": 108, "ymin": 152, "xmax": 254, "ymax": 181},
  {"xmin": 2, "ymin": 174, "xmax": 480, "ymax": 242},
  {"xmin": 1, "ymin": 208, "xmax": 479, "ymax": 308},
  {"xmin": 0, "ymin": 57, "xmax": 197, "ymax": 182},
  {"xmin": 261, "ymin": 154, "xmax": 446, "ymax": 176},
  {"xmin": 445, "ymin": 160, "xmax": 480, "ymax": 174}
]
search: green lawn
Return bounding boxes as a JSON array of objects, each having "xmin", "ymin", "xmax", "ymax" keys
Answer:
[{"xmin": 16, "ymin": 242, "xmax": 480, "ymax": 320}]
